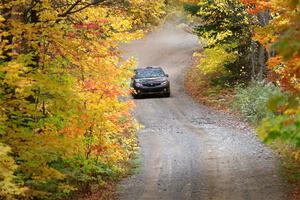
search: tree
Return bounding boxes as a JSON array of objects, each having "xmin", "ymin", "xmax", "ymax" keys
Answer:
[
  {"xmin": 184, "ymin": 0, "xmax": 253, "ymax": 84},
  {"xmin": 240, "ymin": 0, "xmax": 300, "ymax": 147},
  {"xmin": 0, "ymin": 0, "xmax": 165, "ymax": 198}
]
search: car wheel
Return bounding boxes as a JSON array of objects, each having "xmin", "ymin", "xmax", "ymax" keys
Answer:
[
  {"xmin": 132, "ymin": 94, "xmax": 140, "ymax": 99},
  {"xmin": 164, "ymin": 92, "xmax": 170, "ymax": 98}
]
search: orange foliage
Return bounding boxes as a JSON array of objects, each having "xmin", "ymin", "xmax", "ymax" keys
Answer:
[{"xmin": 242, "ymin": 0, "xmax": 300, "ymax": 93}]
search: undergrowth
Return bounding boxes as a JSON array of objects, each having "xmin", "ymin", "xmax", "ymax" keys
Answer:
[{"xmin": 233, "ymin": 81, "xmax": 283, "ymax": 125}]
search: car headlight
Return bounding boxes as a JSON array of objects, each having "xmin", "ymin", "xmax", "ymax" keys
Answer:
[
  {"xmin": 135, "ymin": 82, "xmax": 143, "ymax": 87},
  {"xmin": 161, "ymin": 81, "xmax": 168, "ymax": 86}
]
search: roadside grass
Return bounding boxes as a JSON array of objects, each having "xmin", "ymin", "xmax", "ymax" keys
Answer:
[
  {"xmin": 116, "ymin": 151, "xmax": 143, "ymax": 194},
  {"xmin": 185, "ymin": 63, "xmax": 300, "ymax": 199},
  {"xmin": 128, "ymin": 152, "xmax": 143, "ymax": 175}
]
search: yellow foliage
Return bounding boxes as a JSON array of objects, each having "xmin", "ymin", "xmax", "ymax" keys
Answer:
[
  {"xmin": 195, "ymin": 46, "xmax": 237, "ymax": 76},
  {"xmin": 0, "ymin": 0, "xmax": 165, "ymax": 198},
  {"xmin": 0, "ymin": 143, "xmax": 25, "ymax": 199}
]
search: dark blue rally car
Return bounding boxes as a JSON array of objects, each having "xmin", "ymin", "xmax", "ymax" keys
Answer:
[{"xmin": 131, "ymin": 66, "xmax": 170, "ymax": 98}]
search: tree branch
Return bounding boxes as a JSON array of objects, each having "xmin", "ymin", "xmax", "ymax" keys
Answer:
[{"xmin": 58, "ymin": 0, "xmax": 83, "ymax": 17}]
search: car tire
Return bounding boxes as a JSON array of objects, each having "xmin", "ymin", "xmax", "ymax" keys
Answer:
[
  {"xmin": 164, "ymin": 92, "xmax": 170, "ymax": 98},
  {"xmin": 132, "ymin": 94, "xmax": 140, "ymax": 99}
]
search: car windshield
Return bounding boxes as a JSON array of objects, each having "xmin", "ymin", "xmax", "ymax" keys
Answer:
[{"xmin": 135, "ymin": 69, "xmax": 165, "ymax": 78}]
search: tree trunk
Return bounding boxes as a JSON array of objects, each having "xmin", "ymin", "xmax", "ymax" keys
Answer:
[{"xmin": 250, "ymin": 10, "xmax": 270, "ymax": 81}]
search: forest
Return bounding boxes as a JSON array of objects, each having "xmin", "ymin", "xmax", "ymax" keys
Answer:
[
  {"xmin": 183, "ymin": 0, "xmax": 300, "ymax": 150},
  {"xmin": 1, "ymin": 0, "xmax": 299, "ymax": 199}
]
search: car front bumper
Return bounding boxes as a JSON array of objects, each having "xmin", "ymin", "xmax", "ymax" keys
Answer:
[{"xmin": 133, "ymin": 85, "xmax": 170, "ymax": 95}]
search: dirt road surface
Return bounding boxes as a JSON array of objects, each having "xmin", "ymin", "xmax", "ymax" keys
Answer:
[{"xmin": 118, "ymin": 22, "xmax": 289, "ymax": 200}]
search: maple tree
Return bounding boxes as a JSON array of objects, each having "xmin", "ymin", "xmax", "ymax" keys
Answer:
[
  {"xmin": 239, "ymin": 0, "xmax": 300, "ymax": 147},
  {"xmin": 0, "ymin": 0, "xmax": 165, "ymax": 199},
  {"xmin": 242, "ymin": 0, "xmax": 300, "ymax": 92}
]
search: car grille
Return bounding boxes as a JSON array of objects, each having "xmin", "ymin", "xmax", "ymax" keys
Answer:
[{"xmin": 142, "ymin": 83, "xmax": 161, "ymax": 87}]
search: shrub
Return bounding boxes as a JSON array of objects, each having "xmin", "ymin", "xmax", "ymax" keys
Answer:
[
  {"xmin": 258, "ymin": 94, "xmax": 300, "ymax": 147},
  {"xmin": 233, "ymin": 81, "xmax": 283, "ymax": 125}
]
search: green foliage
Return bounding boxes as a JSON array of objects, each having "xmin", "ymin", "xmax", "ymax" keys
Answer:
[
  {"xmin": 183, "ymin": 3, "xmax": 200, "ymax": 15},
  {"xmin": 233, "ymin": 82, "xmax": 299, "ymax": 148},
  {"xmin": 258, "ymin": 95, "xmax": 300, "ymax": 148},
  {"xmin": 194, "ymin": 45, "xmax": 237, "ymax": 86},
  {"xmin": 186, "ymin": 0, "xmax": 252, "ymax": 84},
  {"xmin": 233, "ymin": 81, "xmax": 283, "ymax": 125},
  {"xmin": 193, "ymin": 0, "xmax": 250, "ymax": 47}
]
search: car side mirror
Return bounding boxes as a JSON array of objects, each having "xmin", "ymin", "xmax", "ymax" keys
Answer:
[{"xmin": 165, "ymin": 74, "xmax": 169, "ymax": 77}]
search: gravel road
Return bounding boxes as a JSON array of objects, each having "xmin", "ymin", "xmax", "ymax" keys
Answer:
[{"xmin": 118, "ymin": 22, "xmax": 289, "ymax": 200}]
